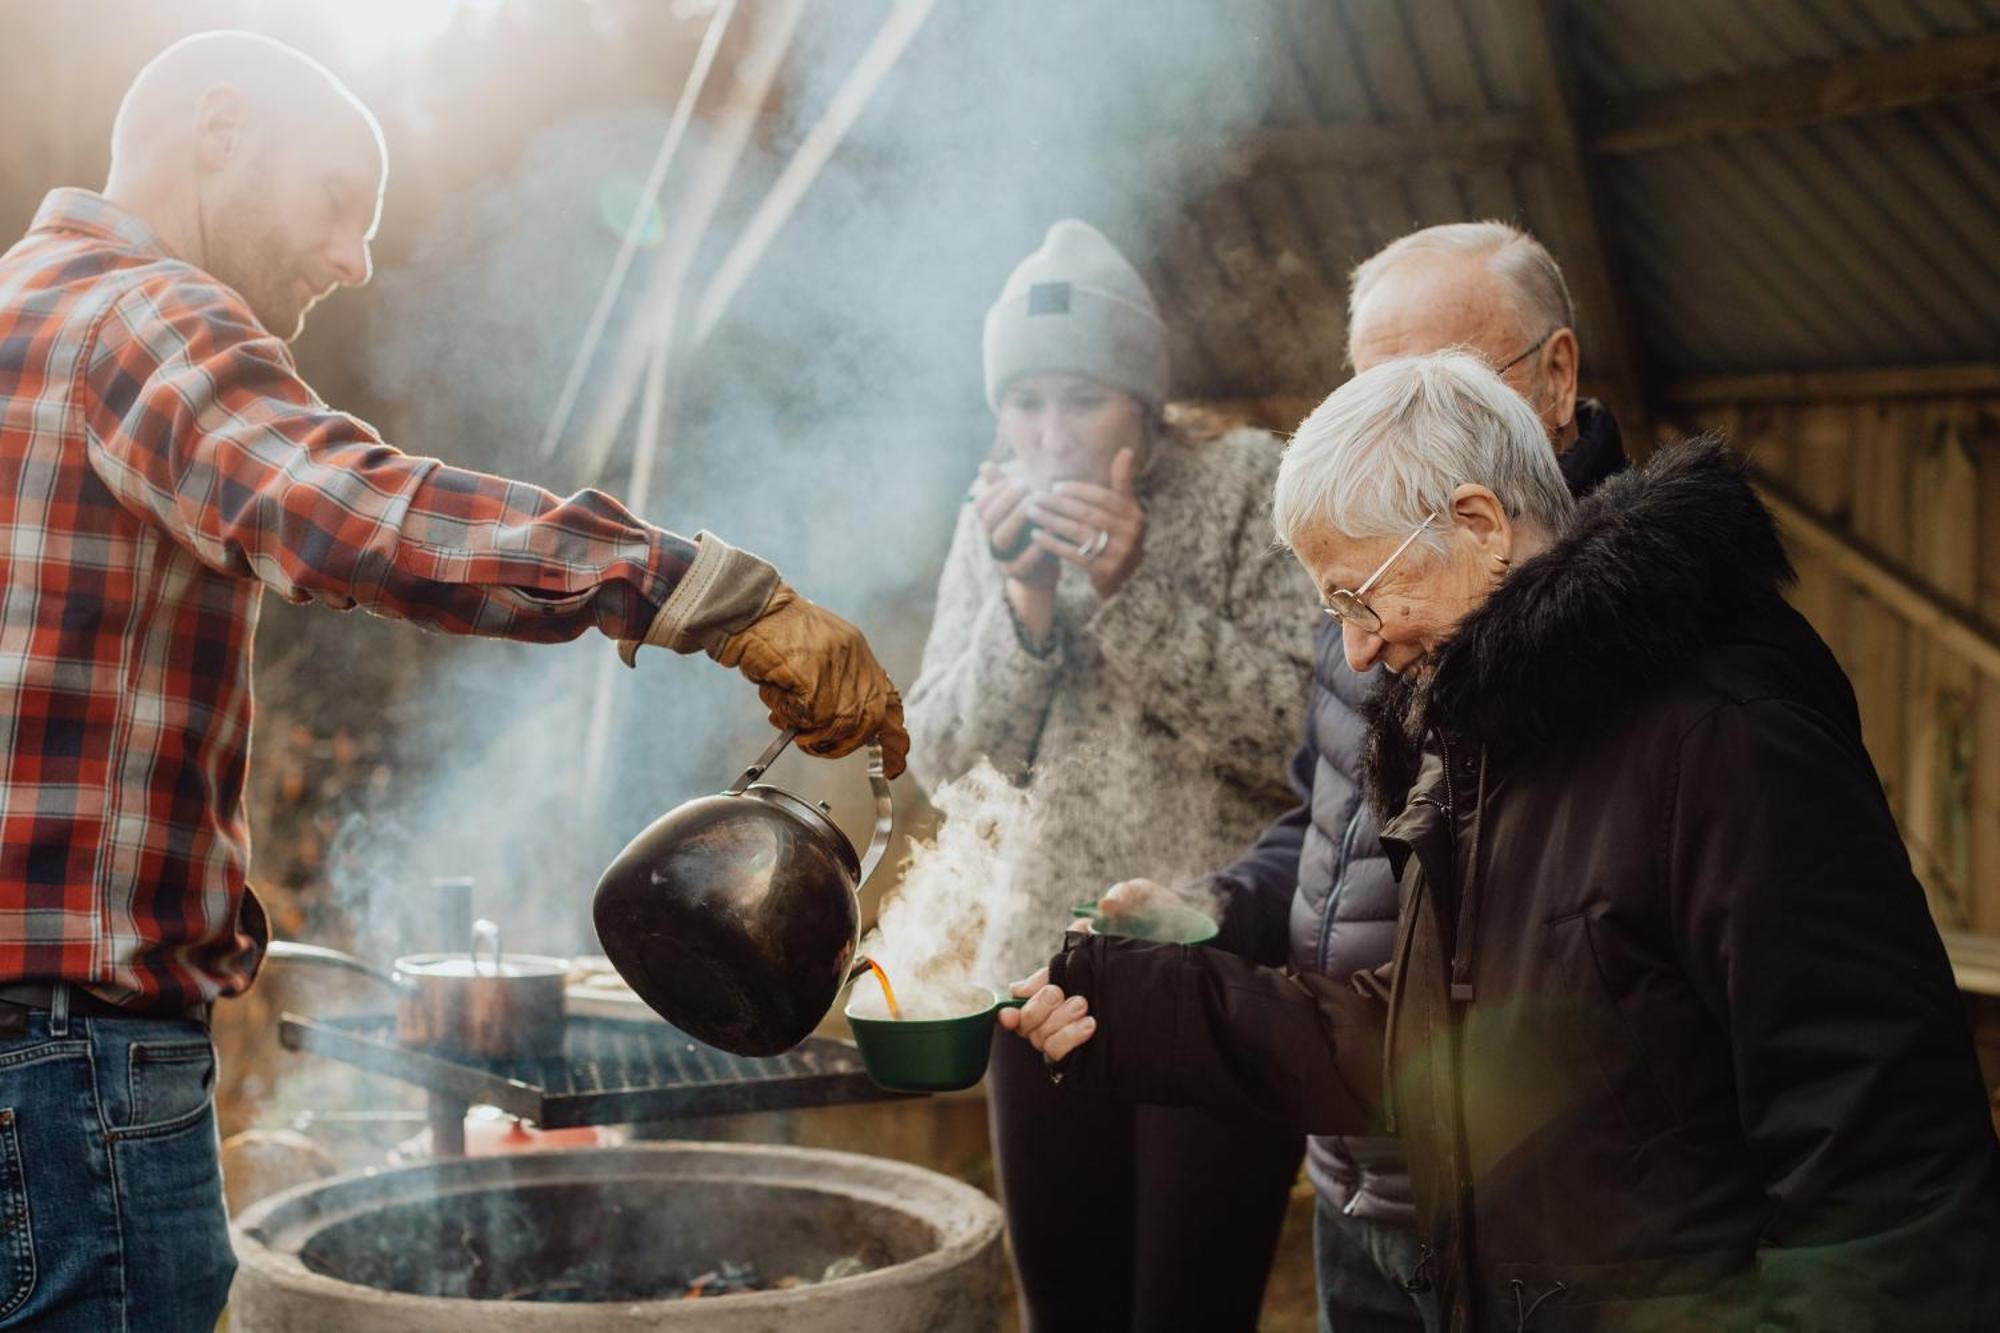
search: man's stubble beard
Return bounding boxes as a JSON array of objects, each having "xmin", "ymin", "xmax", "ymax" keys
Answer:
[{"xmin": 200, "ymin": 180, "xmax": 308, "ymax": 339}]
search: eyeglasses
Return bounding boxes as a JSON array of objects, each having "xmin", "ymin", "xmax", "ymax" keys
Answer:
[
  {"xmin": 1494, "ymin": 328, "xmax": 1555, "ymax": 376},
  {"xmin": 1323, "ymin": 511, "xmax": 1439, "ymax": 634}
]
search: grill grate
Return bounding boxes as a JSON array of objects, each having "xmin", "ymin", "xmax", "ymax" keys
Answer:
[{"xmin": 279, "ymin": 1012, "xmax": 903, "ymax": 1129}]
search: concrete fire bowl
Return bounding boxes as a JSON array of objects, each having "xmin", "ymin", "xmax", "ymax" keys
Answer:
[{"xmin": 229, "ymin": 1142, "xmax": 1004, "ymax": 1331}]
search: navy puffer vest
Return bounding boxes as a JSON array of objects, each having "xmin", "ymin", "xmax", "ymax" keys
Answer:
[{"xmin": 1294, "ymin": 636, "xmax": 1410, "ymax": 1221}]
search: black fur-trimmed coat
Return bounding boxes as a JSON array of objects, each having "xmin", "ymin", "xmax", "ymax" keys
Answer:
[{"xmin": 1045, "ymin": 439, "xmax": 2000, "ymax": 1330}]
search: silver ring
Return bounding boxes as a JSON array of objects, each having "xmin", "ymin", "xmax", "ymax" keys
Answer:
[{"xmin": 1080, "ymin": 529, "xmax": 1110, "ymax": 560}]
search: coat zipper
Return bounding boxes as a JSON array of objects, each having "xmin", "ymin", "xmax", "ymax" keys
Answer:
[
  {"xmin": 1450, "ymin": 746, "xmax": 1488, "ymax": 1003},
  {"xmin": 1378, "ymin": 789, "xmax": 1445, "ymax": 1134},
  {"xmin": 1433, "ymin": 732, "xmax": 1484, "ymax": 1322},
  {"xmin": 1437, "ymin": 732, "xmax": 1458, "ymax": 817}
]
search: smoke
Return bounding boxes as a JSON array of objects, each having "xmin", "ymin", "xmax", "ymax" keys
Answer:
[
  {"xmin": 1163, "ymin": 875, "xmax": 1232, "ymax": 939},
  {"xmin": 849, "ymin": 760, "xmax": 1031, "ymax": 1020},
  {"xmin": 299, "ymin": 107, "xmax": 751, "ymax": 956},
  {"xmin": 850, "ymin": 750, "xmax": 1237, "ymax": 1025},
  {"xmin": 277, "ymin": 0, "xmax": 1301, "ymax": 969}
]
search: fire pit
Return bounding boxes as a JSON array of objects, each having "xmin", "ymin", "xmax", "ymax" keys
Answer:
[{"xmin": 229, "ymin": 1143, "xmax": 1004, "ymax": 1330}]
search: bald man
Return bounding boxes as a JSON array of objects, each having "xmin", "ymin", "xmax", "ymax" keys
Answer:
[{"xmin": 0, "ymin": 31, "xmax": 903, "ymax": 1329}]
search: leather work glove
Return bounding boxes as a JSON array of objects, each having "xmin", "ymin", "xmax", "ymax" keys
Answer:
[
  {"xmin": 713, "ymin": 588, "xmax": 908, "ymax": 777},
  {"xmin": 620, "ymin": 533, "xmax": 909, "ymax": 778}
]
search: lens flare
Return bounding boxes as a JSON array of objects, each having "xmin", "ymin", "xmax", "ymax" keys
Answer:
[{"xmin": 596, "ymin": 177, "xmax": 669, "ymax": 248}]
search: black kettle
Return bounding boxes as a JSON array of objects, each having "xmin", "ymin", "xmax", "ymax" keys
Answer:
[{"xmin": 591, "ymin": 729, "xmax": 894, "ymax": 1056}]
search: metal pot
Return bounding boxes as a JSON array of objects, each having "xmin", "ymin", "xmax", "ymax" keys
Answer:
[
  {"xmin": 591, "ymin": 729, "xmax": 894, "ymax": 1057},
  {"xmin": 265, "ymin": 920, "xmax": 568, "ymax": 1060}
]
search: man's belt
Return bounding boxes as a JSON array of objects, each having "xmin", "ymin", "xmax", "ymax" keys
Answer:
[{"xmin": 0, "ymin": 982, "xmax": 211, "ymax": 1027}]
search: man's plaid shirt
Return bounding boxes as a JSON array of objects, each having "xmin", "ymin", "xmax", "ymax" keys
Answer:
[{"xmin": 0, "ymin": 190, "xmax": 697, "ymax": 1006}]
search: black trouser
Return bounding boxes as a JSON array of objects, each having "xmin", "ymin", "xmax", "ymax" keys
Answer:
[{"xmin": 988, "ymin": 1028, "xmax": 1305, "ymax": 1332}]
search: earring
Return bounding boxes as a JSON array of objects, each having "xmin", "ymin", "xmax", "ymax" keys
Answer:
[{"xmin": 1490, "ymin": 553, "xmax": 1512, "ymax": 570}]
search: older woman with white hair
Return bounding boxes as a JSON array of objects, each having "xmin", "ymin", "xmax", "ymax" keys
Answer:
[{"xmin": 1004, "ymin": 351, "xmax": 2000, "ymax": 1330}]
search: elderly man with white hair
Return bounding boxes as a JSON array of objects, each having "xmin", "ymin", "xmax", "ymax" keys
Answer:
[{"xmin": 1006, "ymin": 352, "xmax": 2000, "ymax": 1329}]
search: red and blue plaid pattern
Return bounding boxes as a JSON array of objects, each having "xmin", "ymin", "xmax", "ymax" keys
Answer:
[{"xmin": 0, "ymin": 190, "xmax": 696, "ymax": 1006}]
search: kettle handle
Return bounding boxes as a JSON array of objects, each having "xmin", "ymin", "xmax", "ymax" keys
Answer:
[
  {"xmin": 859, "ymin": 743, "xmax": 894, "ymax": 886},
  {"xmin": 726, "ymin": 727, "xmax": 895, "ymax": 885},
  {"xmin": 726, "ymin": 728, "xmax": 800, "ymax": 796}
]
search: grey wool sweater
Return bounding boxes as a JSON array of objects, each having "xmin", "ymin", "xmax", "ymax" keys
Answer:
[{"xmin": 906, "ymin": 421, "xmax": 1318, "ymax": 983}]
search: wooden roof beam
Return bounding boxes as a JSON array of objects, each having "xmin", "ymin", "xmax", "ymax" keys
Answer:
[
  {"xmin": 535, "ymin": 0, "xmax": 740, "ymax": 462},
  {"xmin": 1591, "ymin": 29, "xmax": 2000, "ymax": 157},
  {"xmin": 567, "ymin": 0, "xmax": 809, "ymax": 485},
  {"xmin": 692, "ymin": 0, "xmax": 937, "ymax": 345},
  {"xmin": 1486, "ymin": 0, "xmax": 1653, "ymax": 450},
  {"xmin": 1753, "ymin": 469, "xmax": 2000, "ymax": 684},
  {"xmin": 568, "ymin": 0, "xmax": 934, "ymax": 482},
  {"xmin": 1664, "ymin": 363, "xmax": 2000, "ymax": 405},
  {"xmin": 1161, "ymin": 114, "xmax": 1544, "ymax": 183}
]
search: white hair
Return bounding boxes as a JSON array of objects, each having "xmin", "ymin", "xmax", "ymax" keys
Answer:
[
  {"xmin": 1274, "ymin": 351, "xmax": 1575, "ymax": 553},
  {"xmin": 1349, "ymin": 221, "xmax": 1574, "ymax": 344}
]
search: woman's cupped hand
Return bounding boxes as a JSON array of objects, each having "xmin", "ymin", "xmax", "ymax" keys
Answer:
[
  {"xmin": 974, "ymin": 463, "xmax": 1060, "ymax": 589},
  {"xmin": 999, "ymin": 967, "xmax": 1098, "ymax": 1061},
  {"xmin": 1026, "ymin": 447, "xmax": 1146, "ymax": 600}
]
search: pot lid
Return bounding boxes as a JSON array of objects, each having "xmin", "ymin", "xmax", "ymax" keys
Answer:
[
  {"xmin": 742, "ymin": 783, "xmax": 861, "ymax": 878},
  {"xmin": 394, "ymin": 952, "xmax": 570, "ymax": 980}
]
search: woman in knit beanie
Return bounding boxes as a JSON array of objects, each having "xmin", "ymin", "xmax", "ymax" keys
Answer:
[{"xmin": 905, "ymin": 220, "xmax": 1317, "ymax": 1331}]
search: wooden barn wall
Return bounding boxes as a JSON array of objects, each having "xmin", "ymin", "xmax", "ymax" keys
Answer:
[{"xmin": 1668, "ymin": 393, "xmax": 2000, "ymax": 939}]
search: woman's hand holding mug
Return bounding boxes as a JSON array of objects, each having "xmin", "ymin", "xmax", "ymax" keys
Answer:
[
  {"xmin": 1027, "ymin": 447, "xmax": 1146, "ymax": 600},
  {"xmin": 998, "ymin": 967, "xmax": 1098, "ymax": 1062},
  {"xmin": 1097, "ymin": 877, "xmax": 1179, "ymax": 922},
  {"xmin": 974, "ymin": 462, "xmax": 1059, "ymax": 646}
]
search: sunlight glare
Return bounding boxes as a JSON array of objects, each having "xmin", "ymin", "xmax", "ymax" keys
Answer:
[{"xmin": 306, "ymin": 0, "xmax": 491, "ymax": 63}]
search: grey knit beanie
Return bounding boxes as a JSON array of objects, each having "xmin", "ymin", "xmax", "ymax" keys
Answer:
[{"xmin": 982, "ymin": 219, "xmax": 1170, "ymax": 414}]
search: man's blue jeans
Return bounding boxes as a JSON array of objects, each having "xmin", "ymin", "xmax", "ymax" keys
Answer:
[
  {"xmin": 0, "ymin": 988, "xmax": 234, "ymax": 1331},
  {"xmin": 1315, "ymin": 1198, "xmax": 1440, "ymax": 1333}
]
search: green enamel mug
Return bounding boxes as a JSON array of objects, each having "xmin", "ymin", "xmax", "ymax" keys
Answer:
[
  {"xmin": 844, "ymin": 988, "xmax": 1029, "ymax": 1093},
  {"xmin": 1069, "ymin": 900, "xmax": 1220, "ymax": 945}
]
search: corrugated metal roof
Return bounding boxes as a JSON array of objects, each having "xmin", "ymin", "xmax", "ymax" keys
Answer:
[
  {"xmin": 1129, "ymin": 0, "xmax": 2000, "ymax": 397},
  {"xmin": 1143, "ymin": 0, "xmax": 1575, "ymax": 397},
  {"xmin": 1597, "ymin": 99, "xmax": 2000, "ymax": 374},
  {"xmin": 710, "ymin": 0, "xmax": 1997, "ymax": 409},
  {"xmin": 1563, "ymin": 0, "xmax": 2000, "ymax": 381},
  {"xmin": 1576, "ymin": 0, "xmax": 2000, "ymax": 96}
]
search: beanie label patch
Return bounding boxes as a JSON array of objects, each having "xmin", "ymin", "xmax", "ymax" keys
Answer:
[{"xmin": 1027, "ymin": 281, "xmax": 1072, "ymax": 316}]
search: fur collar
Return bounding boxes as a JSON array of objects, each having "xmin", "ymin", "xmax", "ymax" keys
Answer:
[{"xmin": 1364, "ymin": 437, "xmax": 1792, "ymax": 808}]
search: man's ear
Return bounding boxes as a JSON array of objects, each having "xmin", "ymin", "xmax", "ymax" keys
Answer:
[
  {"xmin": 192, "ymin": 87, "xmax": 247, "ymax": 171},
  {"xmin": 1542, "ymin": 326, "xmax": 1580, "ymax": 431}
]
